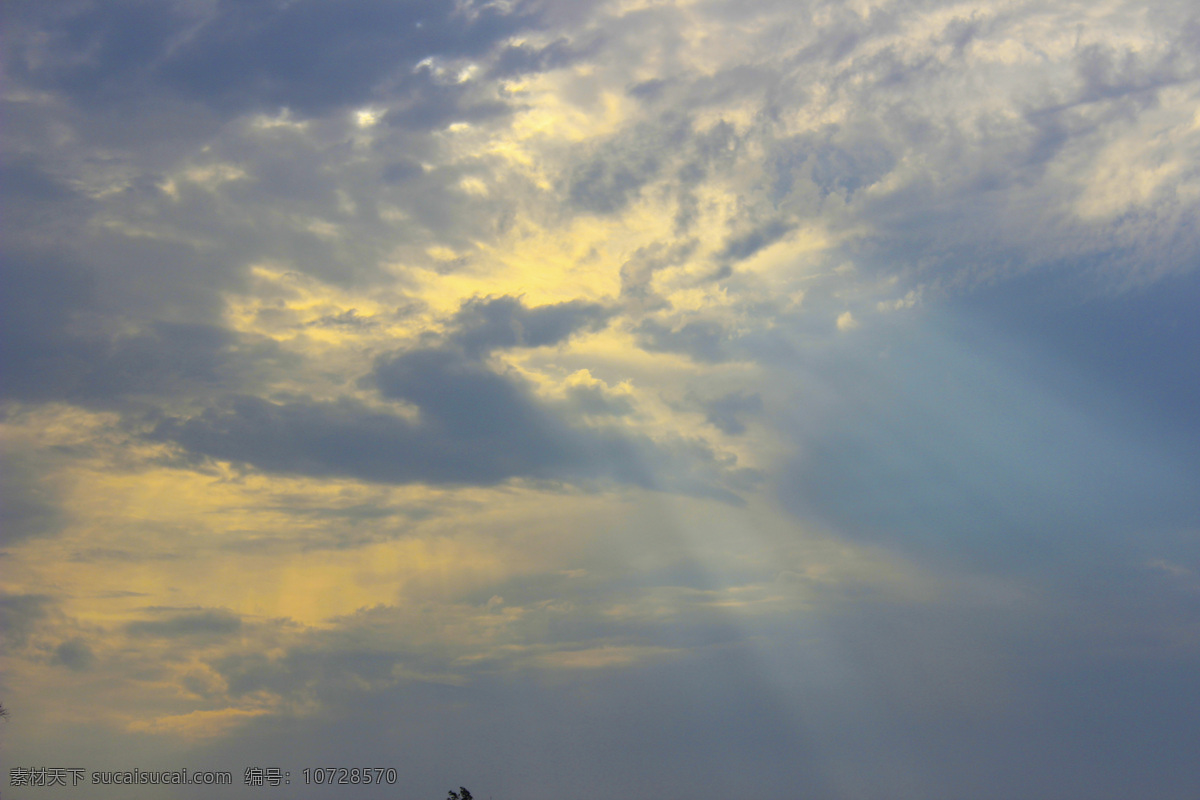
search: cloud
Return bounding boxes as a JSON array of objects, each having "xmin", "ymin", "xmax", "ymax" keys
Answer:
[
  {"xmin": 489, "ymin": 36, "xmax": 592, "ymax": 79},
  {"xmin": 7, "ymin": 0, "xmax": 541, "ymax": 118},
  {"xmin": 562, "ymin": 380, "xmax": 635, "ymax": 418},
  {"xmin": 152, "ymin": 364, "xmax": 625, "ymax": 488},
  {"xmin": 568, "ymin": 141, "xmax": 662, "ymax": 215},
  {"xmin": 618, "ymin": 243, "xmax": 692, "ymax": 310},
  {"xmin": 0, "ymin": 593, "xmax": 52, "ymax": 647},
  {"xmin": 0, "ymin": 154, "xmax": 80, "ymax": 203},
  {"xmin": 0, "ymin": 279, "xmax": 291, "ymax": 407},
  {"xmin": 126, "ymin": 609, "xmax": 244, "ymax": 638},
  {"xmin": 3, "ymin": 0, "xmax": 1200, "ymax": 796},
  {"xmin": 0, "ymin": 453, "xmax": 68, "ymax": 546},
  {"xmin": 702, "ymin": 392, "xmax": 763, "ymax": 436},
  {"xmin": 52, "ymin": 638, "xmax": 96, "ymax": 671},
  {"xmin": 718, "ymin": 219, "xmax": 793, "ymax": 263},
  {"xmin": 143, "ymin": 293, "xmax": 752, "ymax": 499},
  {"xmin": 152, "ymin": 353, "xmax": 751, "ymax": 503},
  {"xmin": 447, "ymin": 295, "xmax": 612, "ymax": 357},
  {"xmin": 634, "ymin": 319, "xmax": 735, "ymax": 363},
  {"xmin": 0, "ymin": 249, "xmax": 101, "ymax": 402}
]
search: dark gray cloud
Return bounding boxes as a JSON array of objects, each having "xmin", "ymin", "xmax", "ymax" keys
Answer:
[
  {"xmin": 0, "ymin": 453, "xmax": 68, "ymax": 546},
  {"xmin": 0, "ymin": 154, "xmax": 303, "ymax": 408},
  {"xmin": 263, "ymin": 501, "xmax": 407, "ymax": 523},
  {"xmin": 568, "ymin": 148, "xmax": 661, "ymax": 215},
  {"xmin": 489, "ymin": 35, "xmax": 597, "ymax": 78},
  {"xmin": 564, "ymin": 113, "xmax": 749, "ymax": 224},
  {"xmin": 5, "ymin": 0, "xmax": 541, "ymax": 119},
  {"xmin": 151, "ymin": 335, "xmax": 753, "ymax": 501},
  {"xmin": 564, "ymin": 115, "xmax": 699, "ymax": 215},
  {"xmin": 127, "ymin": 294, "xmax": 750, "ymax": 498},
  {"xmin": 448, "ymin": 295, "xmax": 612, "ymax": 357},
  {"xmin": 52, "ymin": 638, "xmax": 96, "ymax": 671},
  {"xmin": 0, "ymin": 593, "xmax": 52, "ymax": 647},
  {"xmin": 381, "ymin": 65, "xmax": 512, "ymax": 132},
  {"xmin": 702, "ymin": 392, "xmax": 763, "ymax": 436},
  {"xmin": 0, "ymin": 248, "xmax": 101, "ymax": 403},
  {"xmin": 562, "ymin": 382, "xmax": 635, "ymax": 417},
  {"xmin": 78, "ymin": 323, "xmax": 242, "ymax": 400},
  {"xmin": 213, "ymin": 646, "xmax": 398, "ymax": 699},
  {"xmin": 0, "ymin": 154, "xmax": 80, "ymax": 203},
  {"xmin": 67, "ymin": 548, "xmax": 183, "ymax": 564},
  {"xmin": 153, "ymin": 361, "xmax": 652, "ymax": 489},
  {"xmin": 618, "ymin": 243, "xmax": 692, "ymax": 310},
  {"xmin": 804, "ymin": 137, "xmax": 895, "ymax": 201},
  {"xmin": 125, "ymin": 608, "xmax": 243, "ymax": 638},
  {"xmin": 0, "ymin": 204, "xmax": 298, "ymax": 407},
  {"xmin": 718, "ymin": 219, "xmax": 793, "ymax": 263},
  {"xmin": 0, "ymin": 287, "xmax": 290, "ymax": 409},
  {"xmin": 380, "ymin": 158, "xmax": 425, "ymax": 184},
  {"xmin": 634, "ymin": 318, "xmax": 734, "ymax": 363}
]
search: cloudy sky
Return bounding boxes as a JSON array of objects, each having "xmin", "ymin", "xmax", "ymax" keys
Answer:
[{"xmin": 2, "ymin": 0, "xmax": 1199, "ymax": 797}]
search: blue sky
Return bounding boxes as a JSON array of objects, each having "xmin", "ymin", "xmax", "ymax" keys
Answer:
[{"xmin": 2, "ymin": 0, "xmax": 1199, "ymax": 797}]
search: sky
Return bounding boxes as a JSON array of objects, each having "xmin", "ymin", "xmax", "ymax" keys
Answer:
[{"xmin": 1, "ymin": 0, "xmax": 1199, "ymax": 798}]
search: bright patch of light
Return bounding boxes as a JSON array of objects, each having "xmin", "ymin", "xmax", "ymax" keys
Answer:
[{"xmin": 355, "ymin": 107, "xmax": 382, "ymax": 128}]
